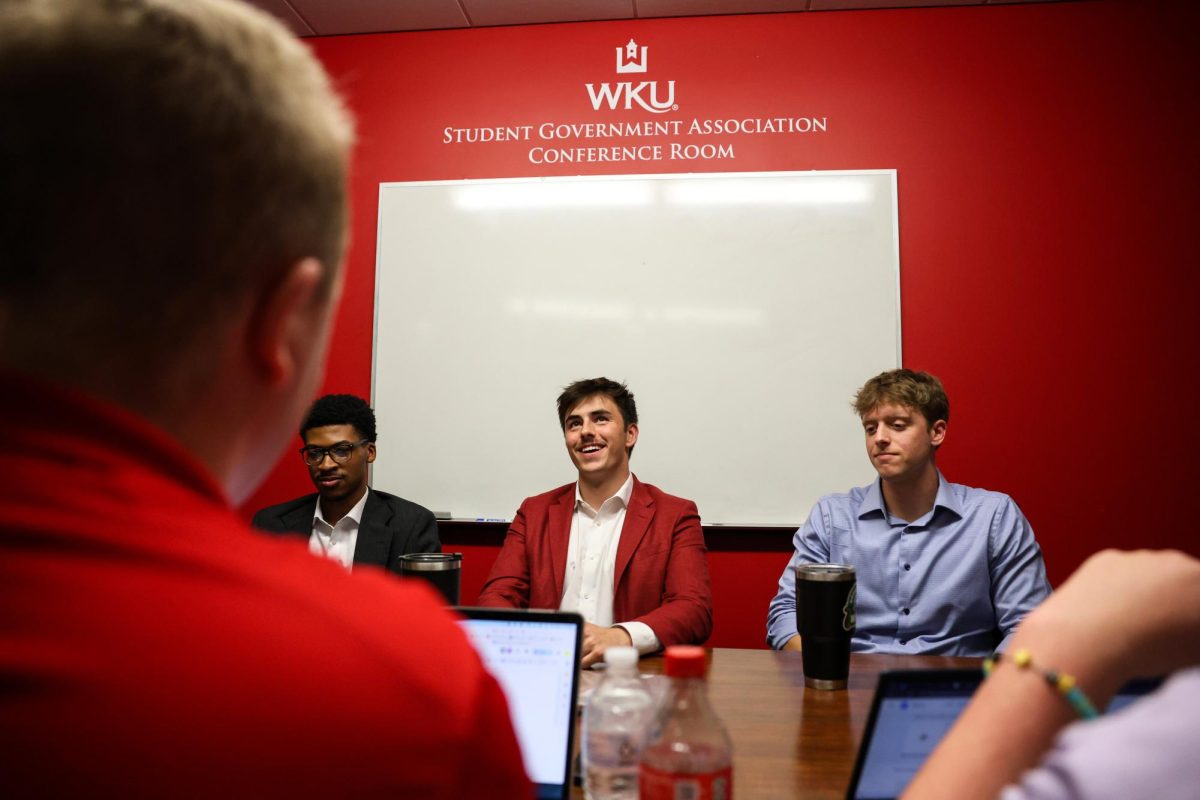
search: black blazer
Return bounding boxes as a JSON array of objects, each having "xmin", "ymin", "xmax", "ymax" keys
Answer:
[{"xmin": 251, "ymin": 489, "xmax": 440, "ymax": 574}]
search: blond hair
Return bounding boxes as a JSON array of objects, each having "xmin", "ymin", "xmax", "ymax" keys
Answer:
[{"xmin": 0, "ymin": 0, "xmax": 354, "ymax": 397}]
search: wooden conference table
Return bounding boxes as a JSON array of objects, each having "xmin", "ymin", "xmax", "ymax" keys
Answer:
[{"xmin": 572, "ymin": 648, "xmax": 980, "ymax": 799}]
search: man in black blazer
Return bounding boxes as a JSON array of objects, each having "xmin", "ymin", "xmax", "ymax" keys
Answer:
[{"xmin": 252, "ymin": 394, "xmax": 439, "ymax": 573}]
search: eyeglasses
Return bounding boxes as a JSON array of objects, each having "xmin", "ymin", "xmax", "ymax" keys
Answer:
[{"xmin": 300, "ymin": 439, "xmax": 369, "ymax": 466}]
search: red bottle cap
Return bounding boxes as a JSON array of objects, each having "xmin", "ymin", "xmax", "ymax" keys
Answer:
[{"xmin": 664, "ymin": 645, "xmax": 708, "ymax": 678}]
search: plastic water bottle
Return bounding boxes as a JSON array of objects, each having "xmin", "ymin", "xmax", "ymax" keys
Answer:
[
  {"xmin": 583, "ymin": 646, "xmax": 657, "ymax": 800},
  {"xmin": 639, "ymin": 646, "xmax": 733, "ymax": 800}
]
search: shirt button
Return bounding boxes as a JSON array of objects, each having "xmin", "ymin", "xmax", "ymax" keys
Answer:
[
  {"xmin": 899, "ymin": 639, "xmax": 907, "ymax": 645},
  {"xmin": 902, "ymin": 608, "xmax": 910, "ymax": 615},
  {"xmin": 904, "ymin": 564, "xmax": 911, "ymax": 571}
]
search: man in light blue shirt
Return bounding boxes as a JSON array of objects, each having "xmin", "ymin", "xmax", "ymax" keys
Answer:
[{"xmin": 766, "ymin": 369, "xmax": 1050, "ymax": 655}]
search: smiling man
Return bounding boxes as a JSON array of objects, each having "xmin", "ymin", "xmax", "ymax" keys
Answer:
[
  {"xmin": 767, "ymin": 369, "xmax": 1050, "ymax": 656},
  {"xmin": 253, "ymin": 394, "xmax": 440, "ymax": 572},
  {"xmin": 478, "ymin": 377, "xmax": 712, "ymax": 667}
]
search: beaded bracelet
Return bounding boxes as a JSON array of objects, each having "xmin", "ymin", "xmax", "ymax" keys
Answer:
[{"xmin": 983, "ymin": 648, "xmax": 1100, "ymax": 720}]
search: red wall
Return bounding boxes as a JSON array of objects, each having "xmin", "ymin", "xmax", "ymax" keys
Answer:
[{"xmin": 241, "ymin": 0, "xmax": 1200, "ymax": 648}]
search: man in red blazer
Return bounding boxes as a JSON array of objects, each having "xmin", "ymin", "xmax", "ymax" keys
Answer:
[{"xmin": 478, "ymin": 378, "xmax": 712, "ymax": 666}]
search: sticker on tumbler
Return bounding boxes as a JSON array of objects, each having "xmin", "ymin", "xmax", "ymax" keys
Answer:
[{"xmin": 842, "ymin": 584, "xmax": 857, "ymax": 631}]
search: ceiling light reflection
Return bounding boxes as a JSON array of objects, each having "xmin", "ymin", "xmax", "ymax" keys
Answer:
[
  {"xmin": 507, "ymin": 298, "xmax": 634, "ymax": 322},
  {"xmin": 454, "ymin": 181, "xmax": 654, "ymax": 210},
  {"xmin": 665, "ymin": 178, "xmax": 872, "ymax": 206},
  {"xmin": 507, "ymin": 298, "xmax": 765, "ymax": 327}
]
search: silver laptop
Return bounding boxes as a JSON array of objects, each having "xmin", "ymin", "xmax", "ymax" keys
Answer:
[{"xmin": 455, "ymin": 608, "xmax": 584, "ymax": 800}]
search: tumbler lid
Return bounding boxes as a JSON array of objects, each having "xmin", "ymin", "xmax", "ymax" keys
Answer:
[
  {"xmin": 397, "ymin": 553, "xmax": 462, "ymax": 572},
  {"xmin": 795, "ymin": 563, "xmax": 855, "ymax": 582}
]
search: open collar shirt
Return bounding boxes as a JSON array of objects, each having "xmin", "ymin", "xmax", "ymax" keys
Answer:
[
  {"xmin": 311, "ymin": 490, "xmax": 370, "ymax": 571},
  {"xmin": 559, "ymin": 474, "xmax": 660, "ymax": 654},
  {"xmin": 767, "ymin": 472, "xmax": 1050, "ymax": 655}
]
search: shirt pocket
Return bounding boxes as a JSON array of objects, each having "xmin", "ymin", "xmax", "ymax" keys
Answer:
[
  {"xmin": 623, "ymin": 546, "xmax": 669, "ymax": 591},
  {"xmin": 828, "ymin": 526, "xmax": 853, "ymax": 564}
]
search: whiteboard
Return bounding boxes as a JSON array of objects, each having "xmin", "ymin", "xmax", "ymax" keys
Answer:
[{"xmin": 372, "ymin": 170, "xmax": 900, "ymax": 526}]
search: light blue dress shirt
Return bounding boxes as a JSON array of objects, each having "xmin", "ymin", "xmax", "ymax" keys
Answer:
[{"xmin": 766, "ymin": 473, "xmax": 1050, "ymax": 655}]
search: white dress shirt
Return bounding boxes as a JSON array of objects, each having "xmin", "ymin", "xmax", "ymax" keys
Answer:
[
  {"xmin": 309, "ymin": 490, "xmax": 370, "ymax": 571},
  {"xmin": 559, "ymin": 474, "xmax": 660, "ymax": 655}
]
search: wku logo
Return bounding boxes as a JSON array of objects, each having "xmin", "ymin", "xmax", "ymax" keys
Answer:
[{"xmin": 585, "ymin": 38, "xmax": 677, "ymax": 114}]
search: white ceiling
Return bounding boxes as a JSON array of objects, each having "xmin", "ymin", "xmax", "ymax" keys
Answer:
[{"xmin": 245, "ymin": 0, "xmax": 1067, "ymax": 37}]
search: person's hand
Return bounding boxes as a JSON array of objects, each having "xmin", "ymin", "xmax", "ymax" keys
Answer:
[
  {"xmin": 781, "ymin": 634, "xmax": 803, "ymax": 652},
  {"xmin": 904, "ymin": 549, "xmax": 1200, "ymax": 800},
  {"xmin": 1013, "ymin": 548, "xmax": 1200, "ymax": 682},
  {"xmin": 580, "ymin": 622, "xmax": 633, "ymax": 668}
]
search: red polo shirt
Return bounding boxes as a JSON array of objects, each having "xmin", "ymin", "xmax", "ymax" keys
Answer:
[{"xmin": 0, "ymin": 372, "xmax": 529, "ymax": 798}]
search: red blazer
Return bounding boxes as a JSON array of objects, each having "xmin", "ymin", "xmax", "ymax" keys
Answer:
[{"xmin": 477, "ymin": 477, "xmax": 713, "ymax": 648}]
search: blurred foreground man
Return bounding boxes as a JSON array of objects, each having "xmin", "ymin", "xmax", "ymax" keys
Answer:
[{"xmin": 0, "ymin": 1, "xmax": 527, "ymax": 796}]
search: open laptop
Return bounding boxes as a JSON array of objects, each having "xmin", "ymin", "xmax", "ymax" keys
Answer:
[
  {"xmin": 455, "ymin": 608, "xmax": 584, "ymax": 800},
  {"xmin": 845, "ymin": 668, "xmax": 1163, "ymax": 800}
]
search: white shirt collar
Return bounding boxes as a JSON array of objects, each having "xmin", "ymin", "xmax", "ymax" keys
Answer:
[
  {"xmin": 314, "ymin": 487, "xmax": 370, "ymax": 528},
  {"xmin": 574, "ymin": 473, "xmax": 634, "ymax": 514}
]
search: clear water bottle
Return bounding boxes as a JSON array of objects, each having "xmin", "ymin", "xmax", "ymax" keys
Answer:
[
  {"xmin": 583, "ymin": 646, "xmax": 657, "ymax": 800},
  {"xmin": 639, "ymin": 646, "xmax": 733, "ymax": 800}
]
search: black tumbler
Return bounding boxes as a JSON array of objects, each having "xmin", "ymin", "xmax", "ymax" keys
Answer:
[
  {"xmin": 397, "ymin": 553, "xmax": 462, "ymax": 605},
  {"xmin": 795, "ymin": 563, "xmax": 856, "ymax": 690}
]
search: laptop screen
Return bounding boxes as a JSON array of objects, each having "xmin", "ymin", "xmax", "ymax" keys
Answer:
[
  {"xmin": 846, "ymin": 669, "xmax": 1162, "ymax": 800},
  {"xmin": 456, "ymin": 608, "xmax": 583, "ymax": 800}
]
